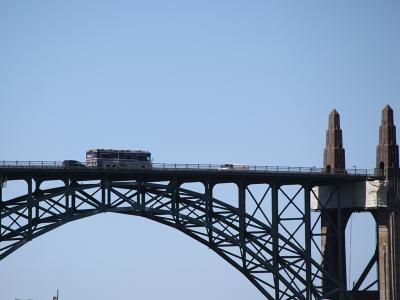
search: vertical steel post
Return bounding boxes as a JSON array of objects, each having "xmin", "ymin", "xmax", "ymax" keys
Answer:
[
  {"xmin": 71, "ymin": 181, "xmax": 76, "ymax": 212},
  {"xmin": 140, "ymin": 181, "xmax": 146, "ymax": 207},
  {"xmin": 172, "ymin": 179, "xmax": 179, "ymax": 225},
  {"xmin": 107, "ymin": 180, "xmax": 111, "ymax": 207},
  {"xmin": 272, "ymin": 183, "xmax": 280, "ymax": 299},
  {"xmin": 136, "ymin": 180, "xmax": 141, "ymax": 207},
  {"xmin": 336, "ymin": 186, "xmax": 345, "ymax": 300},
  {"xmin": 65, "ymin": 179, "xmax": 70, "ymax": 214},
  {"xmin": 34, "ymin": 179, "xmax": 40, "ymax": 219},
  {"xmin": 101, "ymin": 179, "xmax": 106, "ymax": 209},
  {"xmin": 304, "ymin": 184, "xmax": 312, "ymax": 300},
  {"xmin": 238, "ymin": 180, "xmax": 246, "ymax": 268},
  {"xmin": 27, "ymin": 178, "xmax": 33, "ymax": 240},
  {"xmin": 0, "ymin": 181, "xmax": 2, "ymax": 240},
  {"xmin": 205, "ymin": 181, "xmax": 213, "ymax": 245}
]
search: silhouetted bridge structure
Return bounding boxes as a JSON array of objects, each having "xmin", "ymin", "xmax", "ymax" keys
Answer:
[{"xmin": 1, "ymin": 106, "xmax": 399, "ymax": 300}]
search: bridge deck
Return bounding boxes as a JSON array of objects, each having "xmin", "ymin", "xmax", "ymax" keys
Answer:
[{"xmin": 0, "ymin": 161, "xmax": 380, "ymax": 184}]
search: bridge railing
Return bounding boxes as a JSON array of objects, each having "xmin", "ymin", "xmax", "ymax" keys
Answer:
[
  {"xmin": 152, "ymin": 163, "xmax": 378, "ymax": 176},
  {"xmin": 0, "ymin": 160, "xmax": 380, "ymax": 177}
]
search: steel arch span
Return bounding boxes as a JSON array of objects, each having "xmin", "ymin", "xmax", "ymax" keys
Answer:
[{"xmin": 0, "ymin": 176, "xmax": 352, "ymax": 300}]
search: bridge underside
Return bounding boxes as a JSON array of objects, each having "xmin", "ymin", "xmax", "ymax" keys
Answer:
[{"xmin": 0, "ymin": 170, "xmax": 380, "ymax": 300}]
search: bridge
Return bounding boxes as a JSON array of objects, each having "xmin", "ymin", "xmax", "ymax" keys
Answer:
[{"xmin": 1, "ymin": 106, "xmax": 399, "ymax": 300}]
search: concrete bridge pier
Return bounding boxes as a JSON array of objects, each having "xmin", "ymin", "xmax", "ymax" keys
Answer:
[
  {"xmin": 321, "ymin": 109, "xmax": 349, "ymax": 300},
  {"xmin": 321, "ymin": 106, "xmax": 400, "ymax": 300},
  {"xmin": 374, "ymin": 105, "xmax": 400, "ymax": 300}
]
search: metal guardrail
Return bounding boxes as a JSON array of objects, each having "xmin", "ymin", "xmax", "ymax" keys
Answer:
[{"xmin": 0, "ymin": 160, "xmax": 381, "ymax": 177}]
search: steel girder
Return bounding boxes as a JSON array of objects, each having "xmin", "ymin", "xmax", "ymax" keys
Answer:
[{"xmin": 0, "ymin": 177, "xmax": 353, "ymax": 300}]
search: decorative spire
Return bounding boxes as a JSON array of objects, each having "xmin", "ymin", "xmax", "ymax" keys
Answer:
[
  {"xmin": 381, "ymin": 105, "xmax": 394, "ymax": 126},
  {"xmin": 324, "ymin": 109, "xmax": 345, "ymax": 171},
  {"xmin": 328, "ymin": 109, "xmax": 341, "ymax": 130},
  {"xmin": 376, "ymin": 105, "xmax": 399, "ymax": 182},
  {"xmin": 379, "ymin": 105, "xmax": 397, "ymax": 146}
]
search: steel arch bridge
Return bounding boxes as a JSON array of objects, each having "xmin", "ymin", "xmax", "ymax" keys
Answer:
[{"xmin": 0, "ymin": 163, "xmax": 377, "ymax": 300}]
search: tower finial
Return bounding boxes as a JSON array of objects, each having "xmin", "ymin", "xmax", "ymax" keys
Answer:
[
  {"xmin": 328, "ymin": 109, "xmax": 340, "ymax": 130},
  {"xmin": 381, "ymin": 105, "xmax": 394, "ymax": 126},
  {"xmin": 377, "ymin": 105, "xmax": 399, "ymax": 182},
  {"xmin": 324, "ymin": 109, "xmax": 345, "ymax": 171}
]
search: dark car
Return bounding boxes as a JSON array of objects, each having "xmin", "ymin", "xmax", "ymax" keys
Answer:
[{"xmin": 62, "ymin": 160, "xmax": 86, "ymax": 168}]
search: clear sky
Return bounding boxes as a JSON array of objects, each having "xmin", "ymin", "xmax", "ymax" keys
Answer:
[{"xmin": 0, "ymin": 1, "xmax": 399, "ymax": 299}]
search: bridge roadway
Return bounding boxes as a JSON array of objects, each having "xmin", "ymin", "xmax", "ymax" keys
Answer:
[{"xmin": 0, "ymin": 161, "xmax": 377, "ymax": 183}]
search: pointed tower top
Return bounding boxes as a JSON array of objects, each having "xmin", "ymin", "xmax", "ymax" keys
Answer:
[
  {"xmin": 384, "ymin": 104, "xmax": 393, "ymax": 111},
  {"xmin": 376, "ymin": 105, "xmax": 399, "ymax": 194},
  {"xmin": 324, "ymin": 109, "xmax": 345, "ymax": 170},
  {"xmin": 328, "ymin": 109, "xmax": 341, "ymax": 130},
  {"xmin": 381, "ymin": 105, "xmax": 394, "ymax": 126}
]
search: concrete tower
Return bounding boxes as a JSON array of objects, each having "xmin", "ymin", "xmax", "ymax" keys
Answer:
[
  {"xmin": 375, "ymin": 105, "xmax": 400, "ymax": 300},
  {"xmin": 324, "ymin": 109, "xmax": 346, "ymax": 172},
  {"xmin": 376, "ymin": 105, "xmax": 399, "ymax": 197},
  {"xmin": 322, "ymin": 109, "xmax": 348, "ymax": 299}
]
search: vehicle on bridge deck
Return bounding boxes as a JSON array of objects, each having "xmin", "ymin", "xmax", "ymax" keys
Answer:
[
  {"xmin": 85, "ymin": 149, "xmax": 152, "ymax": 168},
  {"xmin": 62, "ymin": 160, "xmax": 86, "ymax": 169},
  {"xmin": 220, "ymin": 163, "xmax": 249, "ymax": 171}
]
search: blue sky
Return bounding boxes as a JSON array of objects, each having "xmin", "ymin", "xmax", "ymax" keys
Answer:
[{"xmin": 0, "ymin": 1, "xmax": 399, "ymax": 299}]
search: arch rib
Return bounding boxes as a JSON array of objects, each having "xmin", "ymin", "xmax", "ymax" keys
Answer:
[{"xmin": 0, "ymin": 180, "xmax": 353, "ymax": 299}]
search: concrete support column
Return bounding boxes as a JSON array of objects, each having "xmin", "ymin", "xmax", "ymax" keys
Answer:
[
  {"xmin": 386, "ymin": 210, "xmax": 400, "ymax": 300},
  {"xmin": 321, "ymin": 109, "xmax": 349, "ymax": 299},
  {"xmin": 375, "ymin": 105, "xmax": 400, "ymax": 300},
  {"xmin": 376, "ymin": 210, "xmax": 391, "ymax": 300}
]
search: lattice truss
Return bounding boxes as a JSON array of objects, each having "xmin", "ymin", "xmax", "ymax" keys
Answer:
[
  {"xmin": 0, "ymin": 178, "xmax": 361, "ymax": 300},
  {"xmin": 310, "ymin": 186, "xmax": 378, "ymax": 298}
]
